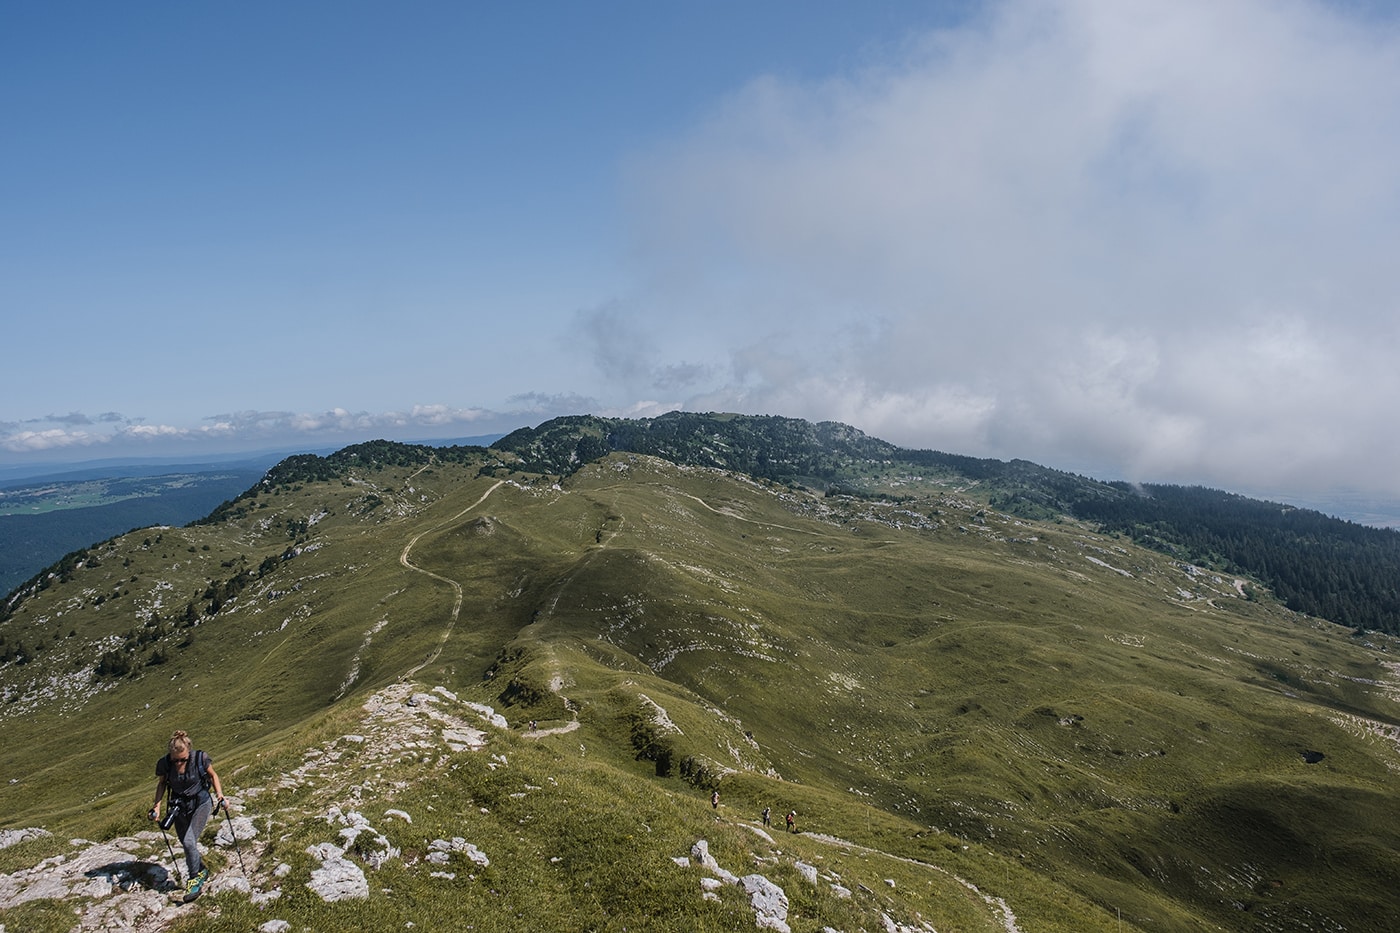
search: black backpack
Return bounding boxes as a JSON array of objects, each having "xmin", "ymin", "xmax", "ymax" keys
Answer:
[{"xmin": 193, "ymin": 749, "xmax": 212, "ymax": 793}]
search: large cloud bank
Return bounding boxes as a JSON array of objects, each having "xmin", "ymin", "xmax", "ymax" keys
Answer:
[{"xmin": 610, "ymin": 0, "xmax": 1400, "ymax": 497}]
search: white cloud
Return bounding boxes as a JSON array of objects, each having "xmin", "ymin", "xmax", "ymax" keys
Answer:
[
  {"xmin": 2, "ymin": 428, "xmax": 105, "ymax": 452},
  {"xmin": 622, "ymin": 0, "xmax": 1400, "ymax": 497},
  {"xmin": 121, "ymin": 423, "xmax": 187, "ymax": 440},
  {"xmin": 410, "ymin": 404, "xmax": 488, "ymax": 426},
  {"xmin": 0, "ymin": 404, "xmax": 532, "ymax": 461}
]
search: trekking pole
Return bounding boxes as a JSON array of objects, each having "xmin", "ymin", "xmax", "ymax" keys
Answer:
[
  {"xmin": 150, "ymin": 807, "xmax": 183, "ymax": 888},
  {"xmin": 220, "ymin": 798, "xmax": 247, "ymax": 874}
]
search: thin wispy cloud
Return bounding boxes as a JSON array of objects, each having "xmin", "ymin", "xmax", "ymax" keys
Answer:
[{"xmin": 0, "ymin": 407, "xmax": 517, "ymax": 456}]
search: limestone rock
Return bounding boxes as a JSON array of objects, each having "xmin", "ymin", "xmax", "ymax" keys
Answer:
[
  {"xmin": 305, "ymin": 843, "xmax": 369, "ymax": 902},
  {"xmin": 428, "ymin": 836, "xmax": 489, "ymax": 867},
  {"xmin": 739, "ymin": 873, "xmax": 790, "ymax": 933},
  {"xmin": 214, "ymin": 815, "xmax": 257, "ymax": 848},
  {"xmin": 690, "ymin": 839, "xmax": 738, "ymax": 884},
  {"xmin": 0, "ymin": 828, "xmax": 50, "ymax": 850}
]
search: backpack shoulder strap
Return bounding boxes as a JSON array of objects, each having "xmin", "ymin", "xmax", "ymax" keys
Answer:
[{"xmin": 195, "ymin": 750, "xmax": 211, "ymax": 790}]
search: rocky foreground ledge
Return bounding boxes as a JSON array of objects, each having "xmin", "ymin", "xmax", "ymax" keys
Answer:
[
  {"xmin": 1, "ymin": 681, "xmax": 1020, "ymax": 933},
  {"xmin": 0, "ymin": 683, "xmax": 506, "ymax": 933}
]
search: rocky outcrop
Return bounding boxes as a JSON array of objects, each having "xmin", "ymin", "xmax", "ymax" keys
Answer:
[
  {"xmin": 739, "ymin": 873, "xmax": 791, "ymax": 932},
  {"xmin": 0, "ymin": 827, "xmax": 50, "ymax": 850},
  {"xmin": 305, "ymin": 841, "xmax": 369, "ymax": 902},
  {"xmin": 684, "ymin": 839, "xmax": 790, "ymax": 932}
]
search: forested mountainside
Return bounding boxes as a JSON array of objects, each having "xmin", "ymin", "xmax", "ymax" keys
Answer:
[{"xmin": 1074, "ymin": 483, "xmax": 1400, "ymax": 632}]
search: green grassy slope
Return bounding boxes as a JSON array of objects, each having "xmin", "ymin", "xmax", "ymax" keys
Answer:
[
  {"xmin": 1, "ymin": 447, "xmax": 1398, "ymax": 932},
  {"xmin": 496, "ymin": 411, "xmax": 1400, "ymax": 636}
]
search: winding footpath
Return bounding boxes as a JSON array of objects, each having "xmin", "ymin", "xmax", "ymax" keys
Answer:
[{"xmin": 399, "ymin": 480, "xmax": 504, "ymax": 678}]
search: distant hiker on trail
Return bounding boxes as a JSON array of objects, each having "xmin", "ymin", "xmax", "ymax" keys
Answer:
[
  {"xmin": 149, "ymin": 730, "xmax": 224, "ymax": 901},
  {"xmin": 762, "ymin": 806, "xmax": 771, "ymax": 827},
  {"xmin": 786, "ymin": 810, "xmax": 797, "ymax": 833},
  {"xmin": 711, "ymin": 789, "xmax": 720, "ymax": 809}
]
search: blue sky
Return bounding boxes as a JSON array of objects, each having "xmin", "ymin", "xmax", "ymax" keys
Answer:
[{"xmin": 5, "ymin": 1, "xmax": 1400, "ymax": 510}]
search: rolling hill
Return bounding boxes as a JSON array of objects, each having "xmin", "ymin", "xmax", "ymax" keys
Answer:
[{"xmin": 1, "ymin": 415, "xmax": 1398, "ymax": 932}]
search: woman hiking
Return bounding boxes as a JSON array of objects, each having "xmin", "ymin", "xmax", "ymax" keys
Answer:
[{"xmin": 149, "ymin": 730, "xmax": 225, "ymax": 901}]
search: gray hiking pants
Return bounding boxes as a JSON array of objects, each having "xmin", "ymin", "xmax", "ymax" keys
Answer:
[{"xmin": 172, "ymin": 796, "xmax": 212, "ymax": 878}]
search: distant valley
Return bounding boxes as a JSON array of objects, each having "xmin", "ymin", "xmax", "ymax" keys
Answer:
[
  {"xmin": 0, "ymin": 436, "xmax": 506, "ymax": 596},
  {"xmin": 0, "ymin": 469, "xmax": 265, "ymax": 595}
]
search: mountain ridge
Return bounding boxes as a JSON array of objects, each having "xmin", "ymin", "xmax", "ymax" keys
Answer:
[{"xmin": 8, "ymin": 413, "xmax": 1398, "ymax": 637}]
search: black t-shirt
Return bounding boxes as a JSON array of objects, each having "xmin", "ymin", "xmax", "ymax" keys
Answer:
[{"xmin": 156, "ymin": 751, "xmax": 208, "ymax": 801}]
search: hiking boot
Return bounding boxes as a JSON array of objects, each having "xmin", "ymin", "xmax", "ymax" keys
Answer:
[{"xmin": 183, "ymin": 868, "xmax": 210, "ymax": 902}]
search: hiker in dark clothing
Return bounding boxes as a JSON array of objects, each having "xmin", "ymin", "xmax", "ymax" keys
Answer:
[
  {"xmin": 149, "ymin": 730, "xmax": 224, "ymax": 898},
  {"xmin": 762, "ymin": 806, "xmax": 771, "ymax": 827}
]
